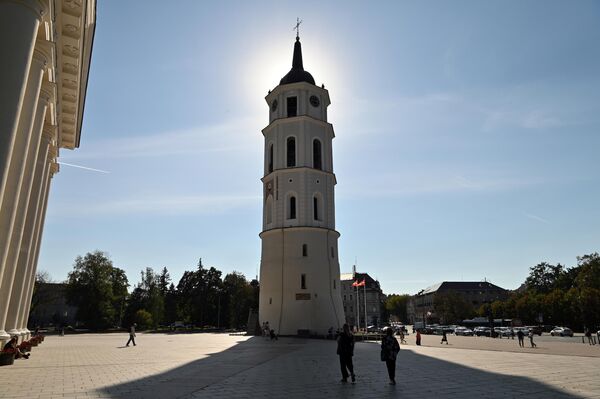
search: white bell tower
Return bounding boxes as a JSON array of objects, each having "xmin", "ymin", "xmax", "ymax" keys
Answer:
[{"xmin": 258, "ymin": 31, "xmax": 345, "ymax": 335}]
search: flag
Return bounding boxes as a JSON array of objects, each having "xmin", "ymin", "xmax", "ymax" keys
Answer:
[{"xmin": 353, "ymin": 279, "xmax": 366, "ymax": 287}]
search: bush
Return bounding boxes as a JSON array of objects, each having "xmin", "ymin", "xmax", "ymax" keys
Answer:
[{"xmin": 134, "ymin": 309, "xmax": 153, "ymax": 329}]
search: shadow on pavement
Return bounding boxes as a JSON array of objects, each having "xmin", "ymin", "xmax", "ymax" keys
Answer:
[{"xmin": 98, "ymin": 337, "xmax": 585, "ymax": 399}]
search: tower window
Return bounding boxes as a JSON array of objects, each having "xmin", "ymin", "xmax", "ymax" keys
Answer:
[
  {"xmin": 333, "ymin": 279, "xmax": 336, "ymax": 289},
  {"xmin": 302, "ymin": 244, "xmax": 307, "ymax": 257},
  {"xmin": 287, "ymin": 96, "xmax": 297, "ymax": 117},
  {"xmin": 313, "ymin": 196, "xmax": 319, "ymax": 220},
  {"xmin": 268, "ymin": 144, "xmax": 273, "ymax": 173},
  {"xmin": 266, "ymin": 195, "xmax": 273, "ymax": 224},
  {"xmin": 286, "ymin": 137, "xmax": 296, "ymax": 167},
  {"xmin": 301, "ymin": 274, "xmax": 306, "ymax": 289},
  {"xmin": 313, "ymin": 139, "xmax": 322, "ymax": 170},
  {"xmin": 331, "ymin": 247, "xmax": 334, "ymax": 258},
  {"xmin": 288, "ymin": 196, "xmax": 296, "ymax": 219}
]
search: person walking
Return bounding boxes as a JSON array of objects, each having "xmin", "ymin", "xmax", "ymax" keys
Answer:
[
  {"xmin": 528, "ymin": 330, "xmax": 536, "ymax": 348},
  {"xmin": 416, "ymin": 330, "xmax": 422, "ymax": 346},
  {"xmin": 440, "ymin": 329, "xmax": 448, "ymax": 345},
  {"xmin": 337, "ymin": 324, "xmax": 356, "ymax": 383},
  {"xmin": 126, "ymin": 323, "xmax": 137, "ymax": 347},
  {"xmin": 517, "ymin": 329, "xmax": 525, "ymax": 347},
  {"xmin": 585, "ymin": 328, "xmax": 593, "ymax": 345},
  {"xmin": 399, "ymin": 329, "xmax": 407, "ymax": 344},
  {"xmin": 381, "ymin": 327, "xmax": 400, "ymax": 385}
]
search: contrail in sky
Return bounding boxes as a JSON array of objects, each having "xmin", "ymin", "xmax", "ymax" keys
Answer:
[{"xmin": 57, "ymin": 161, "xmax": 110, "ymax": 174}]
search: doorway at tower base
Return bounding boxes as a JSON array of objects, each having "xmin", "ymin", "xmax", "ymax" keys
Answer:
[{"xmin": 258, "ymin": 227, "xmax": 346, "ymax": 336}]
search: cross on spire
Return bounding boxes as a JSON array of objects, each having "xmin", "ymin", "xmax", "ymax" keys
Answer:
[{"xmin": 293, "ymin": 17, "xmax": 302, "ymax": 39}]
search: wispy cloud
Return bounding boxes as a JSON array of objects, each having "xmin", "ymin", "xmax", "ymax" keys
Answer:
[
  {"xmin": 63, "ymin": 118, "xmax": 261, "ymax": 160},
  {"xmin": 338, "ymin": 171, "xmax": 540, "ymax": 199},
  {"xmin": 50, "ymin": 194, "xmax": 261, "ymax": 217},
  {"xmin": 524, "ymin": 212, "xmax": 550, "ymax": 224}
]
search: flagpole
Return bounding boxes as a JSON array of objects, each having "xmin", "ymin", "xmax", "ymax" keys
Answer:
[
  {"xmin": 364, "ymin": 281, "xmax": 367, "ymax": 332},
  {"xmin": 356, "ymin": 284, "xmax": 359, "ymax": 331}
]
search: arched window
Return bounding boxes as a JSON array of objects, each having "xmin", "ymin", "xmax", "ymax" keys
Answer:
[
  {"xmin": 268, "ymin": 144, "xmax": 273, "ymax": 173},
  {"xmin": 313, "ymin": 196, "xmax": 319, "ymax": 221},
  {"xmin": 313, "ymin": 139, "xmax": 322, "ymax": 170},
  {"xmin": 302, "ymin": 244, "xmax": 307, "ymax": 257},
  {"xmin": 287, "ymin": 137, "xmax": 296, "ymax": 167},
  {"xmin": 265, "ymin": 195, "xmax": 273, "ymax": 224},
  {"xmin": 288, "ymin": 196, "xmax": 296, "ymax": 219}
]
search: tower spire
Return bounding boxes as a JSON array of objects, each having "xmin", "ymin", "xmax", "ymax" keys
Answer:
[{"xmin": 293, "ymin": 17, "xmax": 302, "ymax": 40}]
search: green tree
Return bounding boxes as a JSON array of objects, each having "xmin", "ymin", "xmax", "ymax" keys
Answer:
[
  {"xmin": 223, "ymin": 271, "xmax": 252, "ymax": 329},
  {"xmin": 65, "ymin": 251, "xmax": 129, "ymax": 329},
  {"xmin": 134, "ymin": 309, "xmax": 153, "ymax": 329},
  {"xmin": 124, "ymin": 267, "xmax": 164, "ymax": 329},
  {"xmin": 385, "ymin": 294, "xmax": 410, "ymax": 322},
  {"xmin": 525, "ymin": 262, "xmax": 566, "ymax": 293}
]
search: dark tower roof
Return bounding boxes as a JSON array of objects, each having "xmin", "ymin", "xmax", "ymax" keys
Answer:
[{"xmin": 279, "ymin": 36, "xmax": 315, "ymax": 86}]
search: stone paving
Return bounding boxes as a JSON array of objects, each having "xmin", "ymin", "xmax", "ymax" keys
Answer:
[{"xmin": 0, "ymin": 332, "xmax": 598, "ymax": 399}]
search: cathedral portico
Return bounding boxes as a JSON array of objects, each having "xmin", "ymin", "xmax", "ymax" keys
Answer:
[{"xmin": 0, "ymin": 0, "xmax": 96, "ymax": 345}]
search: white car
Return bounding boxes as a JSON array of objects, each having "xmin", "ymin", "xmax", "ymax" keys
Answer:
[
  {"xmin": 550, "ymin": 327, "xmax": 573, "ymax": 337},
  {"xmin": 454, "ymin": 327, "xmax": 474, "ymax": 336}
]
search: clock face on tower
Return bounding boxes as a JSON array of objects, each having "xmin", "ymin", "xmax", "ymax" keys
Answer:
[
  {"xmin": 309, "ymin": 95, "xmax": 320, "ymax": 107},
  {"xmin": 271, "ymin": 100, "xmax": 278, "ymax": 112}
]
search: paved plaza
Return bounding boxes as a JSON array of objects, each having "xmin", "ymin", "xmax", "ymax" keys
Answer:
[{"xmin": 0, "ymin": 332, "xmax": 599, "ymax": 399}]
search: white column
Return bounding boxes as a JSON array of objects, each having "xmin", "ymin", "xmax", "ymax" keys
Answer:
[
  {"xmin": 0, "ymin": 44, "xmax": 48, "ymax": 342},
  {"xmin": 0, "ymin": 0, "xmax": 47, "ymax": 211},
  {"xmin": 6, "ymin": 82, "xmax": 53, "ymax": 338},
  {"xmin": 17, "ymin": 125, "xmax": 53, "ymax": 337},
  {"xmin": 19, "ymin": 148, "xmax": 56, "ymax": 336}
]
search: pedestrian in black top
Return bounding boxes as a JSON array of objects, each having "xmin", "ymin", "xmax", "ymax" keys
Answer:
[
  {"xmin": 517, "ymin": 329, "xmax": 525, "ymax": 347},
  {"xmin": 126, "ymin": 323, "xmax": 137, "ymax": 347},
  {"xmin": 441, "ymin": 329, "xmax": 448, "ymax": 345},
  {"xmin": 381, "ymin": 327, "xmax": 400, "ymax": 385},
  {"xmin": 337, "ymin": 324, "xmax": 356, "ymax": 383}
]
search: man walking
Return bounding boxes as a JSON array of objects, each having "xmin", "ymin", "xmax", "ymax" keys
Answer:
[
  {"xmin": 126, "ymin": 323, "xmax": 137, "ymax": 347},
  {"xmin": 337, "ymin": 324, "xmax": 356, "ymax": 383},
  {"xmin": 528, "ymin": 330, "xmax": 536, "ymax": 348},
  {"xmin": 517, "ymin": 328, "xmax": 525, "ymax": 347}
]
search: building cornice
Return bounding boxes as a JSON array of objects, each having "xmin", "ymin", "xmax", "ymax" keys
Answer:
[
  {"xmin": 259, "ymin": 226, "xmax": 340, "ymax": 239},
  {"xmin": 262, "ymin": 115, "xmax": 335, "ymax": 137},
  {"xmin": 53, "ymin": 0, "xmax": 96, "ymax": 150},
  {"xmin": 265, "ymin": 81, "xmax": 331, "ymax": 108},
  {"xmin": 261, "ymin": 166, "xmax": 337, "ymax": 185}
]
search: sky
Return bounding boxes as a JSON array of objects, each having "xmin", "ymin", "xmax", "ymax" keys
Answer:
[{"xmin": 40, "ymin": 0, "xmax": 600, "ymax": 295}]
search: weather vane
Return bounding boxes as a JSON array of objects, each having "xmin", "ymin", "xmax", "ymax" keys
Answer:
[{"xmin": 293, "ymin": 17, "xmax": 302, "ymax": 39}]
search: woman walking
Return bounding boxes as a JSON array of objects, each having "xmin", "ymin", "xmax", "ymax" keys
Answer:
[{"xmin": 381, "ymin": 327, "xmax": 400, "ymax": 385}]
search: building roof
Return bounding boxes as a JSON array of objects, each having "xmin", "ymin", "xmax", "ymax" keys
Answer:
[
  {"xmin": 418, "ymin": 281, "xmax": 507, "ymax": 295},
  {"xmin": 279, "ymin": 36, "xmax": 315, "ymax": 86}
]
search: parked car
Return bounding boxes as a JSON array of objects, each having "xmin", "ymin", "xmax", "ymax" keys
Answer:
[
  {"xmin": 454, "ymin": 327, "xmax": 474, "ymax": 336},
  {"xmin": 550, "ymin": 327, "xmax": 573, "ymax": 337},
  {"xmin": 494, "ymin": 327, "xmax": 512, "ymax": 337},
  {"xmin": 474, "ymin": 326, "xmax": 492, "ymax": 337},
  {"xmin": 526, "ymin": 325, "xmax": 543, "ymax": 336}
]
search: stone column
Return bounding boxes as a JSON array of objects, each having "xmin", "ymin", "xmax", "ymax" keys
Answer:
[
  {"xmin": 0, "ymin": 43, "xmax": 48, "ymax": 343},
  {"xmin": 0, "ymin": 0, "xmax": 47, "ymax": 209},
  {"xmin": 6, "ymin": 82, "xmax": 54, "ymax": 339},
  {"xmin": 17, "ymin": 125, "xmax": 53, "ymax": 338},
  {"xmin": 19, "ymin": 147, "xmax": 56, "ymax": 337}
]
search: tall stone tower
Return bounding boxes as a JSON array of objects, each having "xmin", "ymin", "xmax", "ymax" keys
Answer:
[{"xmin": 259, "ymin": 33, "xmax": 345, "ymax": 335}]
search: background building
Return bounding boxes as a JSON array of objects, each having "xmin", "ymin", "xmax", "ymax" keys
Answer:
[
  {"xmin": 408, "ymin": 281, "xmax": 509, "ymax": 324},
  {"xmin": 27, "ymin": 282, "xmax": 77, "ymax": 329},
  {"xmin": 258, "ymin": 33, "xmax": 345, "ymax": 335},
  {"xmin": 340, "ymin": 267, "xmax": 385, "ymax": 329},
  {"xmin": 0, "ymin": 0, "xmax": 96, "ymax": 345}
]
